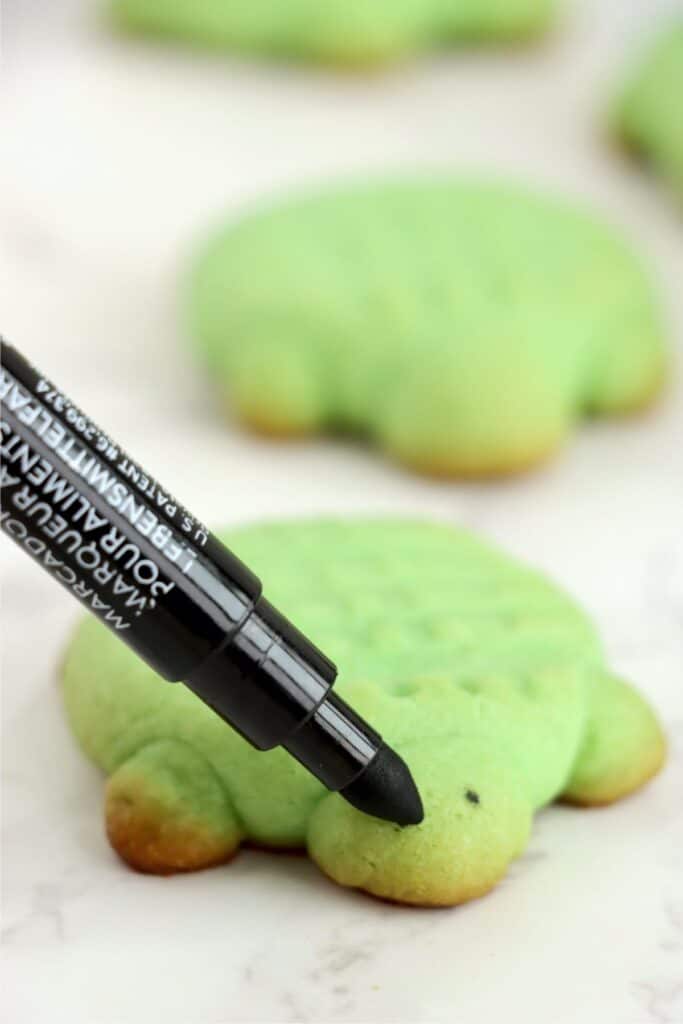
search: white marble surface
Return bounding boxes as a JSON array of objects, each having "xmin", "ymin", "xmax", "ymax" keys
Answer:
[{"xmin": 2, "ymin": 1, "xmax": 683, "ymax": 1021}]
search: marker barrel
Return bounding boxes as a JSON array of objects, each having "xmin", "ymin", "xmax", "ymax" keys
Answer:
[{"xmin": 0, "ymin": 340, "xmax": 380, "ymax": 791}]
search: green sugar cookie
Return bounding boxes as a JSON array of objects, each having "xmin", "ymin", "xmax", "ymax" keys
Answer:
[
  {"xmin": 190, "ymin": 179, "xmax": 666, "ymax": 478},
  {"xmin": 110, "ymin": 0, "xmax": 555, "ymax": 67},
  {"xmin": 62, "ymin": 520, "xmax": 666, "ymax": 907},
  {"xmin": 614, "ymin": 24, "xmax": 683, "ymax": 203}
]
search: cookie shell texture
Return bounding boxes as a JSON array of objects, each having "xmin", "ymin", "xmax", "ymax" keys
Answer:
[
  {"xmin": 190, "ymin": 179, "xmax": 666, "ymax": 478},
  {"xmin": 614, "ymin": 24, "xmax": 683, "ymax": 203},
  {"xmin": 110, "ymin": 0, "xmax": 555, "ymax": 67},
  {"xmin": 62, "ymin": 520, "xmax": 666, "ymax": 907}
]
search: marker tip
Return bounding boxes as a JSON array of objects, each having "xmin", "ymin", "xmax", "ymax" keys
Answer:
[{"xmin": 340, "ymin": 745, "xmax": 424, "ymax": 826}]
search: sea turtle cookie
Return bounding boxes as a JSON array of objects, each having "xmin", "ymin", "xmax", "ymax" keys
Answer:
[
  {"xmin": 190, "ymin": 179, "xmax": 666, "ymax": 477},
  {"xmin": 614, "ymin": 23, "xmax": 683, "ymax": 203},
  {"xmin": 62, "ymin": 520, "xmax": 666, "ymax": 907},
  {"xmin": 110, "ymin": 0, "xmax": 555, "ymax": 67}
]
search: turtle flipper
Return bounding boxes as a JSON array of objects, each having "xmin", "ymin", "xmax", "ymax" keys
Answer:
[
  {"xmin": 563, "ymin": 674, "xmax": 666, "ymax": 806},
  {"xmin": 105, "ymin": 739, "xmax": 243, "ymax": 874}
]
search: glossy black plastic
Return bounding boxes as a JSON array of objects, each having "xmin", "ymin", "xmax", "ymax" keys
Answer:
[{"xmin": 186, "ymin": 595, "xmax": 338, "ymax": 751}]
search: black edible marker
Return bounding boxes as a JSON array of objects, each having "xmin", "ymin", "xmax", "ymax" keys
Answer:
[{"xmin": 0, "ymin": 341, "xmax": 423, "ymax": 827}]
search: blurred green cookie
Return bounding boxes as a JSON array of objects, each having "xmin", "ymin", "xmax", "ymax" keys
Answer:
[
  {"xmin": 614, "ymin": 23, "xmax": 683, "ymax": 202},
  {"xmin": 63, "ymin": 520, "xmax": 665, "ymax": 907},
  {"xmin": 190, "ymin": 179, "xmax": 666, "ymax": 477},
  {"xmin": 111, "ymin": 0, "xmax": 555, "ymax": 66}
]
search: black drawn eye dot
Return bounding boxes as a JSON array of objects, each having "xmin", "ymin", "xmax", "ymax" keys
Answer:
[{"xmin": 465, "ymin": 789, "xmax": 480, "ymax": 805}]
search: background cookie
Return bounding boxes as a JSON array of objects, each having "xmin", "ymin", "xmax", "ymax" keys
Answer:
[
  {"xmin": 190, "ymin": 179, "xmax": 667, "ymax": 477},
  {"xmin": 110, "ymin": 0, "xmax": 556, "ymax": 67},
  {"xmin": 62, "ymin": 520, "xmax": 666, "ymax": 907},
  {"xmin": 614, "ymin": 24, "xmax": 683, "ymax": 203}
]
